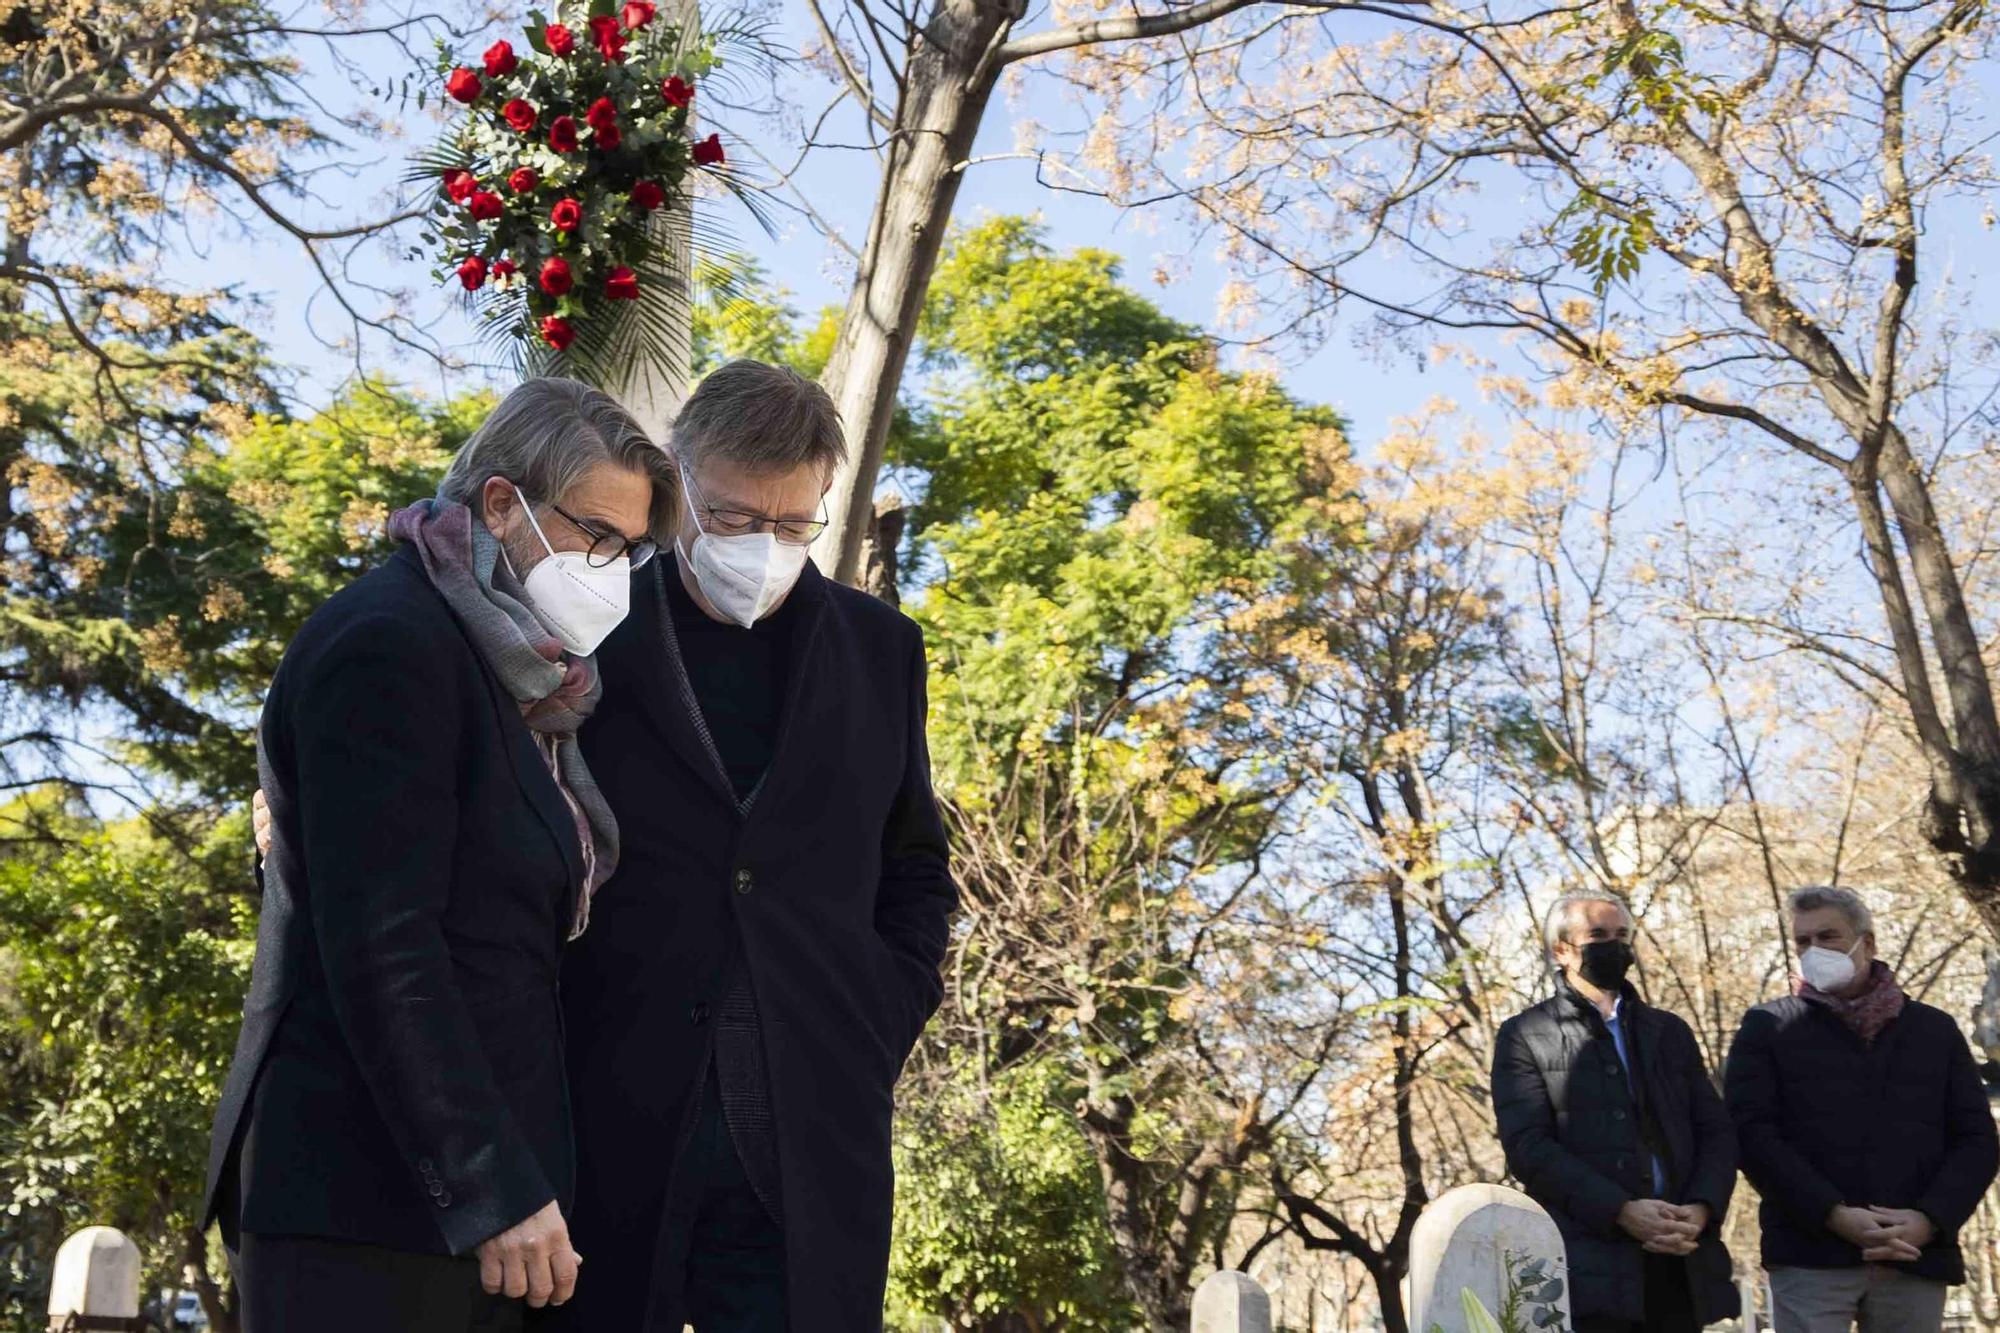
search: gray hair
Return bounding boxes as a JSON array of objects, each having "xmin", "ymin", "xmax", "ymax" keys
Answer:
[
  {"xmin": 1543, "ymin": 891, "xmax": 1635, "ymax": 954},
  {"xmin": 671, "ymin": 359, "xmax": 846, "ymax": 477},
  {"xmin": 1787, "ymin": 884, "xmax": 1874, "ymax": 938},
  {"xmin": 438, "ymin": 377, "xmax": 677, "ymax": 536}
]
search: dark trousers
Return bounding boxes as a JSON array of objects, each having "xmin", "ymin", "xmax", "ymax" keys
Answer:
[
  {"xmin": 1575, "ymin": 1252, "xmax": 1700, "ymax": 1333},
  {"xmin": 229, "ymin": 1231, "xmax": 523, "ymax": 1333},
  {"xmin": 646, "ymin": 1072, "xmax": 789, "ymax": 1332}
]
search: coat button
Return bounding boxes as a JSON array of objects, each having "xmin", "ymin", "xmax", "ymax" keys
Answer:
[
  {"xmin": 418, "ymin": 1157, "xmax": 435, "ymax": 1173},
  {"xmin": 691, "ymin": 1003, "xmax": 711, "ymax": 1025},
  {"xmin": 1613, "ymin": 1108, "xmax": 1627, "ymax": 1120},
  {"xmin": 428, "ymin": 1180, "xmax": 444, "ymax": 1197},
  {"xmin": 1604, "ymin": 1063, "xmax": 1620, "ymax": 1076},
  {"xmin": 734, "ymin": 869, "xmax": 753, "ymax": 895},
  {"xmin": 436, "ymin": 1190, "xmax": 453, "ymax": 1208}
]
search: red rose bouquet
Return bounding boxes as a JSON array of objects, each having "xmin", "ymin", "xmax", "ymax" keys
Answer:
[{"xmin": 423, "ymin": 0, "xmax": 735, "ymax": 373}]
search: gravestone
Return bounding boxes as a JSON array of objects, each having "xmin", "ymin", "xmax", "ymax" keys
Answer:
[
  {"xmin": 1192, "ymin": 1270, "xmax": 1272, "ymax": 1333},
  {"xmin": 1407, "ymin": 1184, "xmax": 1569, "ymax": 1333},
  {"xmin": 47, "ymin": 1226, "xmax": 141, "ymax": 1324}
]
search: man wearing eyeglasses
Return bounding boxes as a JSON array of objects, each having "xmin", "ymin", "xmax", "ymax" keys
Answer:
[{"xmin": 538, "ymin": 359, "xmax": 957, "ymax": 1333}]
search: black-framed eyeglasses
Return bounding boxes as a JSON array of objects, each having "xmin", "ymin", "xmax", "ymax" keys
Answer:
[
  {"xmin": 549, "ymin": 503, "xmax": 659, "ymax": 569},
  {"xmin": 682, "ymin": 467, "xmax": 827, "ymax": 547}
]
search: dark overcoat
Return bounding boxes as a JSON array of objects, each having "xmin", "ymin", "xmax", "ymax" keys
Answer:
[
  {"xmin": 1724, "ymin": 992, "xmax": 1999, "ymax": 1284},
  {"xmin": 202, "ymin": 545, "xmax": 583, "ymax": 1256},
  {"xmin": 546, "ymin": 558, "xmax": 956, "ymax": 1333},
  {"xmin": 1492, "ymin": 983, "xmax": 1740, "ymax": 1325}
]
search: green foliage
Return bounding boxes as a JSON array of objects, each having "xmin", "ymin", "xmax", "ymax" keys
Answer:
[
  {"xmin": 887, "ymin": 1058, "xmax": 1135, "ymax": 1331},
  {"xmin": 0, "ymin": 804, "xmax": 258, "ymax": 1328}
]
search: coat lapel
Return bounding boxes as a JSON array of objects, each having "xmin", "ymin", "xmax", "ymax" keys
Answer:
[
  {"xmin": 740, "ymin": 562, "xmax": 830, "ymax": 822},
  {"xmin": 406, "ymin": 545, "xmax": 587, "ymax": 916},
  {"xmin": 626, "ymin": 559, "xmax": 748, "ymax": 812}
]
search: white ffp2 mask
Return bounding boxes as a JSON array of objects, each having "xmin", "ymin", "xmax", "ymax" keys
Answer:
[
  {"xmin": 511, "ymin": 486, "xmax": 631, "ymax": 655},
  {"xmin": 1800, "ymin": 941, "xmax": 1861, "ymax": 993},
  {"xmin": 679, "ymin": 473, "xmax": 809, "ymax": 627}
]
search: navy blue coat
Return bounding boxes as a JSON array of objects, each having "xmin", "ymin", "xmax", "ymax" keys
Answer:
[
  {"xmin": 544, "ymin": 558, "xmax": 956, "ymax": 1332},
  {"xmin": 1492, "ymin": 984, "xmax": 1739, "ymax": 1325},
  {"xmin": 1724, "ymin": 993, "xmax": 1998, "ymax": 1284},
  {"xmin": 203, "ymin": 545, "xmax": 583, "ymax": 1256}
]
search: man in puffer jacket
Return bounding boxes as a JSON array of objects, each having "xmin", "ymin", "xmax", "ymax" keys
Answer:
[
  {"xmin": 1725, "ymin": 884, "xmax": 1997, "ymax": 1333},
  {"xmin": 1492, "ymin": 892, "xmax": 1740, "ymax": 1332}
]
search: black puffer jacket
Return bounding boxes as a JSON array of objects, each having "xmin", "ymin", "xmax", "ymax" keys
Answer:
[
  {"xmin": 1492, "ymin": 983, "xmax": 1739, "ymax": 1325},
  {"xmin": 1723, "ymin": 991, "xmax": 1997, "ymax": 1284}
]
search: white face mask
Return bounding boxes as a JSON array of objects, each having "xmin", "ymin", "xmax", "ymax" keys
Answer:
[
  {"xmin": 1800, "ymin": 940, "xmax": 1862, "ymax": 993},
  {"xmin": 507, "ymin": 485, "xmax": 631, "ymax": 656},
  {"xmin": 678, "ymin": 469, "xmax": 810, "ymax": 628}
]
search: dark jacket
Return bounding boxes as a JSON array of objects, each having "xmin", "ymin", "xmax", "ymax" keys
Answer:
[
  {"xmin": 1724, "ymin": 991, "xmax": 1999, "ymax": 1283},
  {"xmin": 202, "ymin": 545, "xmax": 583, "ymax": 1256},
  {"xmin": 1492, "ymin": 983, "xmax": 1739, "ymax": 1325},
  {"xmin": 544, "ymin": 559, "xmax": 956, "ymax": 1333}
]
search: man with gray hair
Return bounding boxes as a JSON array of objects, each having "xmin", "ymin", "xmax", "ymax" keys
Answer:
[
  {"xmin": 1725, "ymin": 885, "xmax": 1997, "ymax": 1332},
  {"xmin": 543, "ymin": 359, "xmax": 957, "ymax": 1333},
  {"xmin": 1492, "ymin": 891, "xmax": 1739, "ymax": 1331}
]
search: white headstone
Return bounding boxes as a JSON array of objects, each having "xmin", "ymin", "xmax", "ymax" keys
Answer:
[
  {"xmin": 1407, "ymin": 1184, "xmax": 1570, "ymax": 1333},
  {"xmin": 1192, "ymin": 1270, "xmax": 1272, "ymax": 1333},
  {"xmin": 47, "ymin": 1226, "xmax": 141, "ymax": 1318}
]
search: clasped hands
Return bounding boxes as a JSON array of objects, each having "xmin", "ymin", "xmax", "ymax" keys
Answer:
[
  {"xmin": 1827, "ymin": 1203, "xmax": 1933, "ymax": 1263},
  {"xmin": 1617, "ymin": 1199, "xmax": 1710, "ymax": 1255}
]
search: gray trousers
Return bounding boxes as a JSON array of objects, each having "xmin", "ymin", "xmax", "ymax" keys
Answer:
[{"xmin": 1767, "ymin": 1265, "xmax": 1947, "ymax": 1333}]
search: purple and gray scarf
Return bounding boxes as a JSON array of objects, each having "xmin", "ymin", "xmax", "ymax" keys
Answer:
[{"xmin": 389, "ymin": 498, "xmax": 617, "ymax": 938}]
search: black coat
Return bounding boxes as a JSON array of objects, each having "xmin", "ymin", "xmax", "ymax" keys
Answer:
[
  {"xmin": 545, "ymin": 559, "xmax": 956, "ymax": 1333},
  {"xmin": 1492, "ymin": 984, "xmax": 1739, "ymax": 1325},
  {"xmin": 202, "ymin": 545, "xmax": 583, "ymax": 1256},
  {"xmin": 1723, "ymin": 992, "xmax": 1998, "ymax": 1283}
]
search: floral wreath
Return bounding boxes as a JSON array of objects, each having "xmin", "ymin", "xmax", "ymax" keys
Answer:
[{"xmin": 424, "ymin": 0, "xmax": 727, "ymax": 368}]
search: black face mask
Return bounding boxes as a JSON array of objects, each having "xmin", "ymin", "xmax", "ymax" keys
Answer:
[{"xmin": 1577, "ymin": 940, "xmax": 1635, "ymax": 990}]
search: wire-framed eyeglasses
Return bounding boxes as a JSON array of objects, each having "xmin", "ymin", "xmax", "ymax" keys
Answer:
[{"xmin": 682, "ymin": 468, "xmax": 828, "ymax": 547}]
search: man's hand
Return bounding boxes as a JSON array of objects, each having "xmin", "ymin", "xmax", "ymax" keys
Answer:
[
  {"xmin": 1861, "ymin": 1206, "xmax": 1934, "ymax": 1262},
  {"xmin": 1618, "ymin": 1199, "xmax": 1697, "ymax": 1252},
  {"xmin": 1641, "ymin": 1202, "xmax": 1710, "ymax": 1255},
  {"xmin": 476, "ymin": 1200, "xmax": 581, "ymax": 1308},
  {"xmin": 1827, "ymin": 1204, "xmax": 1922, "ymax": 1263},
  {"xmin": 251, "ymin": 788, "xmax": 272, "ymax": 862}
]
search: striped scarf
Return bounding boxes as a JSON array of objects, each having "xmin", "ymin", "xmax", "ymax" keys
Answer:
[{"xmin": 389, "ymin": 498, "xmax": 618, "ymax": 938}]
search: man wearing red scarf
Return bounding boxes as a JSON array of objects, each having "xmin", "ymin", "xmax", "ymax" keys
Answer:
[{"xmin": 1726, "ymin": 885, "xmax": 1998, "ymax": 1332}]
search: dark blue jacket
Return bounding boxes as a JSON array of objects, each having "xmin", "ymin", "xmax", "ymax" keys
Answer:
[
  {"xmin": 1493, "ymin": 983, "xmax": 1739, "ymax": 1325},
  {"xmin": 204, "ymin": 545, "xmax": 583, "ymax": 1255},
  {"xmin": 542, "ymin": 558, "xmax": 955, "ymax": 1333},
  {"xmin": 1724, "ymin": 991, "xmax": 1998, "ymax": 1283}
]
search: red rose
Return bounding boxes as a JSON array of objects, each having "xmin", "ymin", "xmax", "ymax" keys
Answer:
[
  {"xmin": 605, "ymin": 267, "xmax": 640, "ymax": 301},
  {"xmin": 585, "ymin": 96, "xmax": 618, "ymax": 132},
  {"xmin": 629, "ymin": 179, "xmax": 665, "ymax": 211},
  {"xmin": 443, "ymin": 168, "xmax": 477, "ymax": 203},
  {"xmin": 457, "ymin": 256, "xmax": 487, "ymax": 291},
  {"xmin": 544, "ymin": 22, "xmax": 575, "ymax": 56},
  {"xmin": 595, "ymin": 123, "xmax": 622, "ymax": 151},
  {"xmin": 548, "ymin": 115, "xmax": 579, "ymax": 152},
  {"xmin": 491, "ymin": 259, "xmax": 520, "ymax": 281},
  {"xmin": 549, "ymin": 197, "xmax": 583, "ymax": 232},
  {"xmin": 621, "ymin": 0, "xmax": 656, "ymax": 29},
  {"xmin": 588, "ymin": 15, "xmax": 626, "ymax": 61},
  {"xmin": 692, "ymin": 133, "xmax": 725, "ymax": 166},
  {"xmin": 540, "ymin": 315, "xmax": 576, "ymax": 350},
  {"xmin": 660, "ymin": 76, "xmax": 693, "ymax": 109},
  {"xmin": 508, "ymin": 166, "xmax": 539, "ymax": 194},
  {"xmin": 482, "ymin": 40, "xmax": 518, "ymax": 77},
  {"xmin": 502, "ymin": 98, "xmax": 538, "ymax": 133},
  {"xmin": 445, "ymin": 67, "xmax": 482, "ymax": 103},
  {"xmin": 467, "ymin": 189, "xmax": 504, "ymax": 220},
  {"xmin": 538, "ymin": 256, "xmax": 573, "ymax": 296}
]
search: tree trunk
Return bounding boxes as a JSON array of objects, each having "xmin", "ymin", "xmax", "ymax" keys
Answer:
[{"xmin": 814, "ymin": 0, "xmax": 1009, "ymax": 584}]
